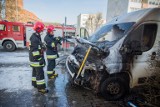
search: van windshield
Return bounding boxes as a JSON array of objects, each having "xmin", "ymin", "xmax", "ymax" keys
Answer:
[{"xmin": 88, "ymin": 22, "xmax": 135, "ymax": 43}]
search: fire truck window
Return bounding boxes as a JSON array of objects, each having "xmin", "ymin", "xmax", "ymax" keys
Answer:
[
  {"xmin": 12, "ymin": 25, "xmax": 20, "ymax": 32},
  {"xmin": 141, "ymin": 24, "xmax": 157, "ymax": 52},
  {"xmin": 0, "ymin": 24, "xmax": 6, "ymax": 31}
]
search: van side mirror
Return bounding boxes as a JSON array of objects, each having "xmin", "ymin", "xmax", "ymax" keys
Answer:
[{"xmin": 131, "ymin": 41, "xmax": 142, "ymax": 55}]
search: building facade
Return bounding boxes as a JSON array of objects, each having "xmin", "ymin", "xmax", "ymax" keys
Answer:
[
  {"xmin": 77, "ymin": 14, "xmax": 105, "ymax": 36},
  {"xmin": 106, "ymin": 0, "xmax": 160, "ymax": 22},
  {"xmin": 76, "ymin": 14, "xmax": 89, "ymax": 35},
  {"xmin": 106, "ymin": 0, "xmax": 129, "ymax": 22}
]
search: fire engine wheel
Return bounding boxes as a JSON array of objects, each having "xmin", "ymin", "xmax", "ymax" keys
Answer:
[
  {"xmin": 3, "ymin": 41, "xmax": 16, "ymax": 52},
  {"xmin": 100, "ymin": 77, "xmax": 128, "ymax": 101}
]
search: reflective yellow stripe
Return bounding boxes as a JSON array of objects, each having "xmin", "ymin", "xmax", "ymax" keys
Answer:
[
  {"xmin": 51, "ymin": 42, "xmax": 55, "ymax": 47},
  {"xmin": 32, "ymin": 77, "xmax": 36, "ymax": 81},
  {"xmin": 30, "ymin": 62, "xmax": 44, "ymax": 67},
  {"xmin": 37, "ymin": 79, "xmax": 45, "ymax": 85},
  {"xmin": 47, "ymin": 71, "xmax": 53, "ymax": 74},
  {"xmin": 37, "ymin": 57, "xmax": 42, "ymax": 60},
  {"xmin": 56, "ymin": 37, "xmax": 59, "ymax": 40},
  {"xmin": 46, "ymin": 55, "xmax": 57, "ymax": 59},
  {"xmin": 32, "ymin": 51, "xmax": 40, "ymax": 56}
]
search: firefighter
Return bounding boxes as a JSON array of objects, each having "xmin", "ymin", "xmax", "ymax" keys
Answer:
[
  {"xmin": 44, "ymin": 25, "xmax": 60, "ymax": 79},
  {"xmin": 29, "ymin": 21, "xmax": 48, "ymax": 94}
]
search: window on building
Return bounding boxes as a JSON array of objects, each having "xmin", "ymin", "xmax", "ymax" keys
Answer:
[
  {"xmin": 12, "ymin": 25, "xmax": 20, "ymax": 32},
  {"xmin": 149, "ymin": 1, "xmax": 152, "ymax": 4},
  {"xmin": 152, "ymin": 2, "xmax": 155, "ymax": 5},
  {"xmin": 0, "ymin": 24, "xmax": 6, "ymax": 31}
]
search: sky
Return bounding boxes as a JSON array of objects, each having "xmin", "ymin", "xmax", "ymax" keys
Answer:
[{"xmin": 23, "ymin": 0, "xmax": 107, "ymax": 25}]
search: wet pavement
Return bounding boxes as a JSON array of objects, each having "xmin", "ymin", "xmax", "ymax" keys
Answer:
[{"xmin": 0, "ymin": 48, "xmax": 123, "ymax": 107}]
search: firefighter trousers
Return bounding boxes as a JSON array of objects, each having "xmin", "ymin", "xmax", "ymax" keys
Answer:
[
  {"xmin": 47, "ymin": 59, "xmax": 56, "ymax": 78},
  {"xmin": 32, "ymin": 67, "xmax": 46, "ymax": 90}
]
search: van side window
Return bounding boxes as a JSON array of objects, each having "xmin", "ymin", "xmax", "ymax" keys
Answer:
[
  {"xmin": 0, "ymin": 24, "xmax": 6, "ymax": 31},
  {"xmin": 142, "ymin": 24, "xmax": 157, "ymax": 52},
  {"xmin": 125, "ymin": 23, "xmax": 157, "ymax": 52},
  {"xmin": 12, "ymin": 25, "xmax": 20, "ymax": 32}
]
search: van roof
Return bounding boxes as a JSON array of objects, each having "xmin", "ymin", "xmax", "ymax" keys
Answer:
[{"xmin": 107, "ymin": 8, "xmax": 160, "ymax": 25}]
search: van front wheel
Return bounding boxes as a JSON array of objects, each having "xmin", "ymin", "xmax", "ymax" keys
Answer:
[
  {"xmin": 101, "ymin": 77, "xmax": 128, "ymax": 100},
  {"xmin": 3, "ymin": 41, "xmax": 16, "ymax": 51}
]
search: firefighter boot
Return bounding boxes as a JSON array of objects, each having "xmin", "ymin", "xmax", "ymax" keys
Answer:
[
  {"xmin": 49, "ymin": 73, "xmax": 58, "ymax": 79},
  {"xmin": 50, "ymin": 71, "xmax": 58, "ymax": 79},
  {"xmin": 53, "ymin": 71, "xmax": 58, "ymax": 77},
  {"xmin": 53, "ymin": 73, "xmax": 58, "ymax": 77},
  {"xmin": 38, "ymin": 89, "xmax": 49, "ymax": 94}
]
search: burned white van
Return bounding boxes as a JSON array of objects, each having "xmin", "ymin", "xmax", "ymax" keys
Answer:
[{"xmin": 66, "ymin": 8, "xmax": 160, "ymax": 100}]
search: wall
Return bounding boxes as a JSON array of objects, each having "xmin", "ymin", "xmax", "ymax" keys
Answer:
[{"xmin": 106, "ymin": 0, "xmax": 129, "ymax": 22}]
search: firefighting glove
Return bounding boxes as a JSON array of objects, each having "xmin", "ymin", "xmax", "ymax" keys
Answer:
[
  {"xmin": 39, "ymin": 57, "xmax": 45, "ymax": 65},
  {"xmin": 56, "ymin": 37, "xmax": 62, "ymax": 45},
  {"xmin": 57, "ymin": 53, "xmax": 59, "ymax": 58},
  {"xmin": 41, "ymin": 42, "xmax": 47, "ymax": 51}
]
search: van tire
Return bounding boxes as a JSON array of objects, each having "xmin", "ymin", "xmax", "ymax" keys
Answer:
[
  {"xmin": 100, "ymin": 77, "xmax": 128, "ymax": 101},
  {"xmin": 3, "ymin": 41, "xmax": 16, "ymax": 51}
]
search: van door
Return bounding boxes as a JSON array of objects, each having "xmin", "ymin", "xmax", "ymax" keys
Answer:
[{"xmin": 129, "ymin": 22, "xmax": 159, "ymax": 87}]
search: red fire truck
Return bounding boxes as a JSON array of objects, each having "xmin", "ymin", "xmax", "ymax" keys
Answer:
[{"xmin": 0, "ymin": 20, "xmax": 76, "ymax": 51}]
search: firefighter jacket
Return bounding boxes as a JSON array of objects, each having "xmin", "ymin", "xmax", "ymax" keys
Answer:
[
  {"xmin": 29, "ymin": 33, "xmax": 45, "ymax": 67},
  {"xmin": 44, "ymin": 34, "xmax": 60, "ymax": 59}
]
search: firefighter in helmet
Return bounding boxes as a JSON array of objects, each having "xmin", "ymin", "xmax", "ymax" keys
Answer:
[
  {"xmin": 44, "ymin": 25, "xmax": 60, "ymax": 79},
  {"xmin": 29, "ymin": 21, "xmax": 48, "ymax": 94}
]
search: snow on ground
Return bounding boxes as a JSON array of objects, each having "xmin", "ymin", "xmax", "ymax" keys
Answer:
[
  {"xmin": 0, "ymin": 66, "xmax": 32, "ymax": 92},
  {"xmin": 0, "ymin": 51, "xmax": 29, "ymax": 64},
  {"xmin": 0, "ymin": 48, "xmax": 73, "ymax": 93},
  {"xmin": 0, "ymin": 49, "xmax": 32, "ymax": 92}
]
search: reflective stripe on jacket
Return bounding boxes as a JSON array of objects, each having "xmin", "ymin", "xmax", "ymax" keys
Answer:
[
  {"xmin": 30, "ymin": 61, "xmax": 44, "ymax": 67},
  {"xmin": 29, "ymin": 33, "xmax": 45, "ymax": 67},
  {"xmin": 44, "ymin": 34, "xmax": 58, "ymax": 57},
  {"xmin": 46, "ymin": 55, "xmax": 57, "ymax": 59}
]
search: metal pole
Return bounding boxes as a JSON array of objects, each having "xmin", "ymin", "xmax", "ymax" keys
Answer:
[
  {"xmin": 64, "ymin": 17, "xmax": 67, "ymax": 52},
  {"xmin": 141, "ymin": 0, "xmax": 144, "ymax": 9}
]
